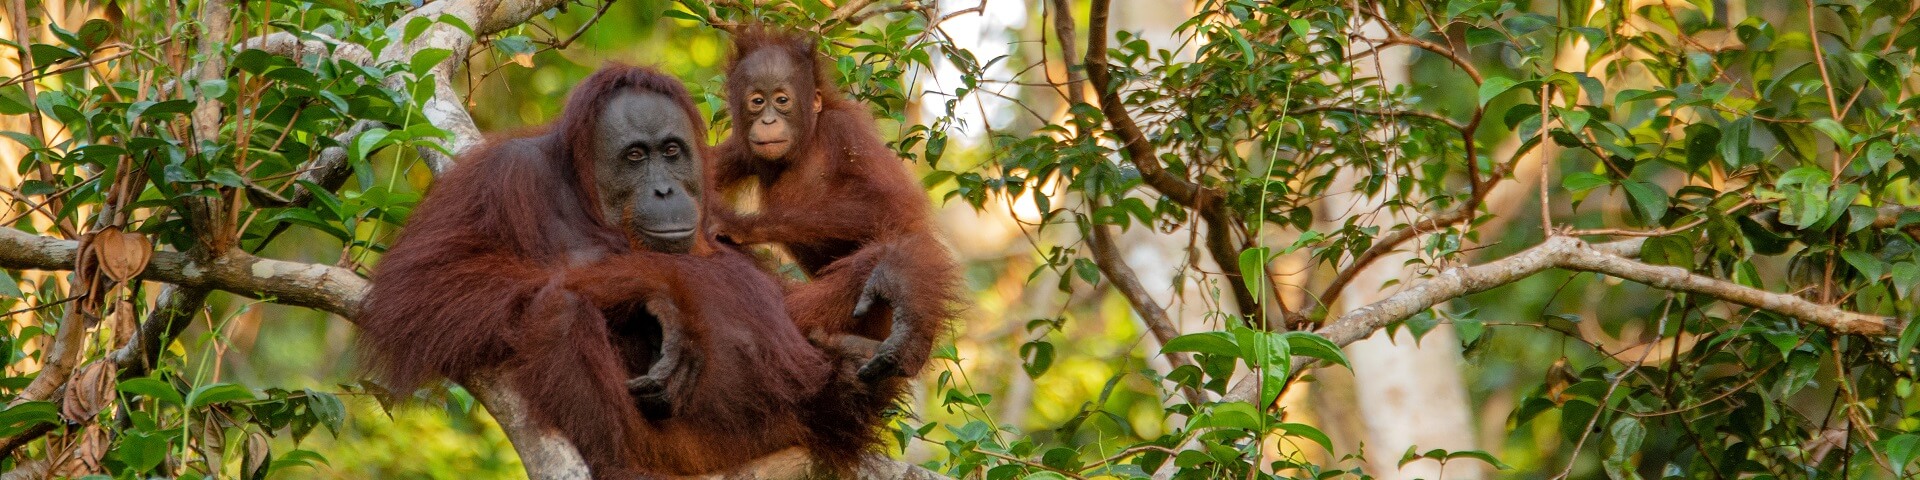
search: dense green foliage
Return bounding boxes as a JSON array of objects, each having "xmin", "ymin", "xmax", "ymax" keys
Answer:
[{"xmin": 3, "ymin": 0, "xmax": 1920, "ymax": 478}]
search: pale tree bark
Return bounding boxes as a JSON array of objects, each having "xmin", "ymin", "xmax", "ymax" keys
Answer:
[{"xmin": 1319, "ymin": 15, "xmax": 1484, "ymax": 479}]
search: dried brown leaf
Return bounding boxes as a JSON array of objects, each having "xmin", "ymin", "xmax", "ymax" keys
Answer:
[
  {"xmin": 113, "ymin": 298, "xmax": 137, "ymax": 348},
  {"xmin": 61, "ymin": 360, "xmax": 118, "ymax": 423},
  {"xmin": 51, "ymin": 424, "xmax": 109, "ymax": 477},
  {"xmin": 92, "ymin": 226, "xmax": 153, "ymax": 283},
  {"xmin": 243, "ymin": 431, "xmax": 271, "ymax": 479}
]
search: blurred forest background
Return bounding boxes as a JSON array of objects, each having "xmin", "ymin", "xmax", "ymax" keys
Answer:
[{"xmin": 3, "ymin": 0, "xmax": 1920, "ymax": 479}]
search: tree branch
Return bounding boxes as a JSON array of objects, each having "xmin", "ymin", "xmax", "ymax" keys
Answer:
[
  {"xmin": 1083, "ymin": 0, "xmax": 1265, "ymax": 324},
  {"xmin": 1224, "ymin": 236, "xmax": 1900, "ymax": 403},
  {"xmin": 1087, "ymin": 219, "xmax": 1207, "ymax": 405},
  {"xmin": 0, "ymin": 227, "xmax": 366, "ymax": 317}
]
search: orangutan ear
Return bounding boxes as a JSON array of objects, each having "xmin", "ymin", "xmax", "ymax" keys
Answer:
[{"xmin": 813, "ymin": 90, "xmax": 824, "ymax": 114}]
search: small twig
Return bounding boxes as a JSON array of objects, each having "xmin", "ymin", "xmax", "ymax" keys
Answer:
[
  {"xmin": 543, "ymin": 0, "xmax": 616, "ymax": 49},
  {"xmin": 1553, "ymin": 300, "xmax": 1671, "ymax": 479},
  {"xmin": 0, "ymin": 42, "xmax": 154, "ymax": 89},
  {"xmin": 1289, "ymin": 104, "xmax": 1466, "ymax": 131},
  {"xmin": 0, "ymin": 294, "xmax": 82, "ymax": 318}
]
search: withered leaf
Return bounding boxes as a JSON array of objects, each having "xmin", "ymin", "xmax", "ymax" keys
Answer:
[
  {"xmin": 92, "ymin": 226, "xmax": 153, "ymax": 283},
  {"xmin": 61, "ymin": 360, "xmax": 118, "ymax": 423},
  {"xmin": 51, "ymin": 424, "xmax": 109, "ymax": 477}
]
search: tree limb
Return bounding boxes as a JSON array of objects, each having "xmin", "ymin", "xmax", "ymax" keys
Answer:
[
  {"xmin": 1083, "ymin": 0, "xmax": 1266, "ymax": 324},
  {"xmin": 1224, "ymin": 236, "xmax": 1900, "ymax": 403},
  {"xmin": 1087, "ymin": 218, "xmax": 1207, "ymax": 405},
  {"xmin": 0, "ymin": 226, "xmax": 366, "ymax": 317}
]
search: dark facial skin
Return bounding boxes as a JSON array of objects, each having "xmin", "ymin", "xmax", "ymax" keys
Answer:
[
  {"xmin": 594, "ymin": 91, "xmax": 703, "ymax": 253},
  {"xmin": 734, "ymin": 49, "xmax": 817, "ymax": 160}
]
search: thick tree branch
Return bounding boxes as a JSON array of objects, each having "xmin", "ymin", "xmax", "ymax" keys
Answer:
[
  {"xmin": 0, "ymin": 227, "xmax": 366, "ymax": 317},
  {"xmin": 1224, "ymin": 236, "xmax": 1899, "ymax": 403},
  {"xmin": 236, "ymin": 31, "xmax": 374, "ymax": 64},
  {"xmin": 1315, "ymin": 140, "xmax": 1519, "ymax": 312}
]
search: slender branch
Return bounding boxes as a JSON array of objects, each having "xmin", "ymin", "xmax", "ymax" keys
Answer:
[
  {"xmin": 1048, "ymin": 0, "xmax": 1082, "ymax": 105},
  {"xmin": 826, "ymin": 0, "xmax": 881, "ymax": 25},
  {"xmin": 1083, "ymin": 0, "xmax": 1264, "ymax": 323},
  {"xmin": 547, "ymin": 0, "xmax": 617, "ymax": 50},
  {"xmin": 1290, "ymin": 104, "xmax": 1466, "ymax": 131},
  {"xmin": 1372, "ymin": 35, "xmax": 1483, "ymax": 85},
  {"xmin": 1086, "ymin": 217, "xmax": 1208, "ymax": 405}
]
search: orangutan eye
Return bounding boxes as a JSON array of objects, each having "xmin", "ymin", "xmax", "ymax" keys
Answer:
[
  {"xmin": 775, "ymin": 95, "xmax": 790, "ymax": 105},
  {"xmin": 750, "ymin": 96, "xmax": 765, "ymax": 105},
  {"xmin": 662, "ymin": 143, "xmax": 682, "ymax": 157},
  {"xmin": 625, "ymin": 147, "xmax": 645, "ymax": 162}
]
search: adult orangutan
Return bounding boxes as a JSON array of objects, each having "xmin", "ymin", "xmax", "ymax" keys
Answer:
[
  {"xmin": 710, "ymin": 28, "xmax": 963, "ymax": 382},
  {"xmin": 356, "ymin": 64, "xmax": 903, "ymax": 478}
]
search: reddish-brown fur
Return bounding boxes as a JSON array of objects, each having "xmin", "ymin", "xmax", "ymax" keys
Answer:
[
  {"xmin": 358, "ymin": 64, "xmax": 898, "ymax": 478},
  {"xmin": 712, "ymin": 29, "xmax": 963, "ymax": 379}
]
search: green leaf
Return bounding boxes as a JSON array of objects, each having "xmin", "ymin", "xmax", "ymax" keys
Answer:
[
  {"xmin": 305, "ymin": 389, "xmax": 347, "ymax": 435},
  {"xmin": 1718, "ymin": 117, "xmax": 1754, "ymax": 167},
  {"xmin": 662, "ymin": 8, "xmax": 703, "ymax": 22},
  {"xmin": 1683, "ymin": 123, "xmax": 1721, "ymax": 168},
  {"xmin": 0, "ymin": 270, "xmax": 21, "ymax": 297},
  {"xmin": 1446, "ymin": 449, "xmax": 1512, "ymax": 470},
  {"xmin": 1162, "ymin": 332, "xmax": 1239, "ymax": 357},
  {"xmin": 199, "ymin": 79, "xmax": 229, "ymax": 101},
  {"xmin": 1878, "ymin": 434, "xmax": 1920, "ymax": 476},
  {"xmin": 1841, "ymin": 250, "xmax": 1886, "ymax": 280},
  {"xmin": 0, "ymin": 85, "xmax": 30, "ymax": 115},
  {"xmin": 1275, "ymin": 422, "xmax": 1334, "ymax": 452},
  {"xmin": 1604, "ymin": 417, "xmax": 1646, "ymax": 478},
  {"xmin": 0, "ymin": 131, "xmax": 43, "ymax": 150},
  {"xmin": 29, "ymin": 43, "xmax": 79, "ymax": 65},
  {"xmin": 0, "ymin": 401, "xmax": 58, "ymax": 437},
  {"xmin": 1280, "ymin": 331, "xmax": 1349, "ymax": 369},
  {"xmin": 352, "ymin": 127, "xmax": 390, "ymax": 162},
  {"xmin": 1897, "ymin": 315, "xmax": 1920, "ymax": 362},
  {"xmin": 75, "ymin": 19, "xmax": 113, "ymax": 49},
  {"xmin": 1893, "ymin": 262, "xmax": 1918, "ymax": 297},
  {"xmin": 1622, "ymin": 181, "xmax": 1669, "ymax": 225},
  {"xmin": 206, "ymin": 168, "xmax": 246, "ymax": 188},
  {"xmin": 1561, "ymin": 172, "xmax": 1610, "ymax": 193},
  {"xmin": 1237, "ymin": 247, "xmax": 1271, "ymax": 304},
  {"xmin": 1640, "ymin": 235, "xmax": 1693, "ymax": 267},
  {"xmin": 119, "ymin": 377, "xmax": 184, "ymax": 406},
  {"xmin": 1863, "ymin": 140, "xmax": 1894, "ymax": 173},
  {"xmin": 409, "ymin": 48, "xmax": 455, "ymax": 75},
  {"xmin": 1811, "ymin": 118, "xmax": 1853, "ymax": 149},
  {"xmin": 115, "ymin": 430, "xmax": 168, "ymax": 473},
  {"xmin": 1478, "ymin": 76, "xmax": 1520, "ymax": 106},
  {"xmin": 1019, "ymin": 340, "xmax": 1054, "ymax": 378},
  {"xmin": 187, "ymin": 383, "xmax": 257, "ymax": 408}
]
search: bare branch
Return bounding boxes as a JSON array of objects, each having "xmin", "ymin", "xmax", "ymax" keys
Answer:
[
  {"xmin": 1087, "ymin": 219, "xmax": 1207, "ymax": 405},
  {"xmin": 0, "ymin": 227, "xmax": 366, "ymax": 317},
  {"xmin": 237, "ymin": 31, "xmax": 373, "ymax": 65},
  {"xmin": 1289, "ymin": 104, "xmax": 1466, "ymax": 131},
  {"xmin": 1225, "ymin": 236, "xmax": 1899, "ymax": 403},
  {"xmin": 826, "ymin": 0, "xmax": 881, "ymax": 24}
]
